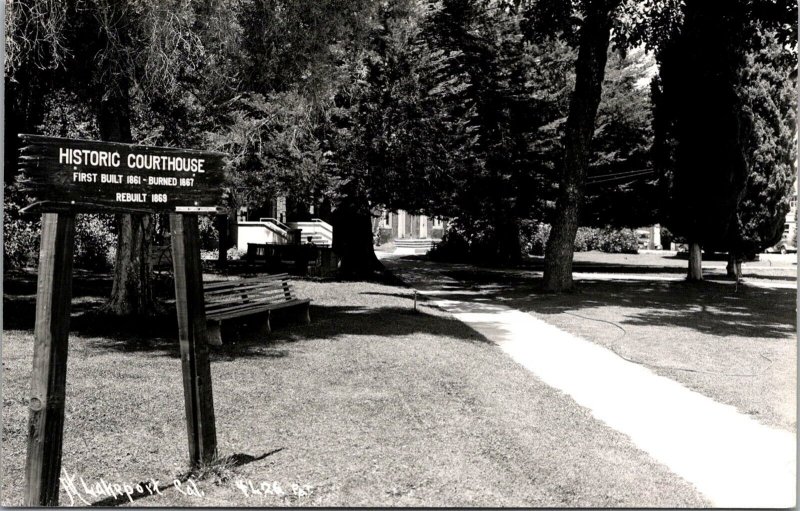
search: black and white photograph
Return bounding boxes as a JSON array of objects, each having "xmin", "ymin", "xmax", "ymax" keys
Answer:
[{"xmin": 1, "ymin": 0, "xmax": 797, "ymax": 507}]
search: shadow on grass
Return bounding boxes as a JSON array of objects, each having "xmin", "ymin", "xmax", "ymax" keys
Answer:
[
  {"xmin": 396, "ymin": 260, "xmax": 791, "ymax": 335},
  {"xmin": 3, "ymin": 269, "xmax": 114, "ymax": 297},
  {"xmin": 72, "ymin": 304, "xmax": 490, "ymax": 359},
  {"xmin": 4, "ymin": 274, "xmax": 490, "ymax": 358},
  {"xmin": 485, "ymin": 257, "xmax": 693, "ymax": 274},
  {"xmin": 391, "ymin": 259, "xmax": 795, "ymax": 339},
  {"xmin": 503, "ymin": 279, "xmax": 795, "ymax": 339}
]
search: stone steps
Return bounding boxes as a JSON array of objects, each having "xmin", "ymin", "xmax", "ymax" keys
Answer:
[{"xmin": 394, "ymin": 238, "xmax": 440, "ymax": 254}]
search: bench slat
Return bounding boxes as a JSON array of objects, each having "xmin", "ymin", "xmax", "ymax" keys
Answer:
[
  {"xmin": 204, "ymin": 282, "xmax": 287, "ymax": 297},
  {"xmin": 206, "ymin": 286, "xmax": 297, "ymax": 302},
  {"xmin": 208, "ymin": 272, "xmax": 290, "ymax": 284},
  {"xmin": 203, "ymin": 282, "xmax": 294, "ymax": 299},
  {"xmin": 206, "ymin": 302, "xmax": 272, "ymax": 318},
  {"xmin": 207, "ymin": 299, "xmax": 310, "ymax": 321},
  {"xmin": 203, "ymin": 278, "xmax": 287, "ymax": 292},
  {"xmin": 205, "ymin": 286, "xmax": 295, "ymax": 301},
  {"xmin": 203, "ymin": 274, "xmax": 290, "ymax": 290},
  {"xmin": 206, "ymin": 296, "xmax": 290, "ymax": 312},
  {"xmin": 203, "ymin": 273, "xmax": 308, "ymax": 327}
]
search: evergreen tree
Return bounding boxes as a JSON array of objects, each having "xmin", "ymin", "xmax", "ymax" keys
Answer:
[
  {"xmin": 722, "ymin": 30, "xmax": 797, "ymax": 276},
  {"xmin": 653, "ymin": 0, "xmax": 796, "ymax": 280},
  {"xmin": 411, "ymin": 0, "xmax": 541, "ymax": 264}
]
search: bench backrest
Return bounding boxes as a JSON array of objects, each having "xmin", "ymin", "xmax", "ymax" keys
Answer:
[{"xmin": 203, "ymin": 274, "xmax": 296, "ymax": 315}]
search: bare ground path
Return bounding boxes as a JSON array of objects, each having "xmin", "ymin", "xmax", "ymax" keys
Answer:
[{"xmin": 386, "ymin": 255, "xmax": 796, "ymax": 508}]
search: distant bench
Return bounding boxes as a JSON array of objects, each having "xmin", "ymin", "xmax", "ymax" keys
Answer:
[
  {"xmin": 246, "ymin": 243, "xmax": 339, "ymax": 277},
  {"xmin": 203, "ymin": 273, "xmax": 311, "ymax": 345}
]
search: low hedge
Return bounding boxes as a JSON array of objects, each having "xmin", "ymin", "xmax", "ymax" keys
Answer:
[{"xmin": 523, "ymin": 223, "xmax": 638, "ymax": 256}]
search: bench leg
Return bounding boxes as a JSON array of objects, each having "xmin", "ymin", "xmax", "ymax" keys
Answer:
[
  {"xmin": 303, "ymin": 302, "xmax": 311, "ymax": 325},
  {"xmin": 256, "ymin": 311, "xmax": 272, "ymax": 338},
  {"xmin": 206, "ymin": 320, "xmax": 223, "ymax": 346}
]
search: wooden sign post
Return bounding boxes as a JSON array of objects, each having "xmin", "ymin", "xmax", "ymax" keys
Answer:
[
  {"xmin": 23, "ymin": 213, "xmax": 75, "ymax": 506},
  {"xmin": 170, "ymin": 214, "xmax": 218, "ymax": 465},
  {"xmin": 18, "ymin": 134, "xmax": 225, "ymax": 506}
]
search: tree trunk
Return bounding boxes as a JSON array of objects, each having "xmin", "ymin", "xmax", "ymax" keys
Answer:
[
  {"xmin": 726, "ymin": 253, "xmax": 743, "ymax": 280},
  {"xmin": 332, "ymin": 200, "xmax": 384, "ymax": 278},
  {"xmin": 726, "ymin": 253, "xmax": 735, "ymax": 277},
  {"xmin": 99, "ymin": 77, "xmax": 156, "ymax": 315},
  {"xmin": 542, "ymin": 0, "xmax": 622, "ymax": 292},
  {"xmin": 107, "ymin": 214, "xmax": 155, "ymax": 315},
  {"xmin": 688, "ymin": 242, "xmax": 703, "ymax": 281}
]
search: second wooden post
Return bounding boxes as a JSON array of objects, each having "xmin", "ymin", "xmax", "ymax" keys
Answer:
[{"xmin": 170, "ymin": 213, "xmax": 217, "ymax": 466}]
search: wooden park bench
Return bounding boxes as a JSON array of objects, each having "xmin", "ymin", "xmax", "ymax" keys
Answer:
[{"xmin": 203, "ymin": 273, "xmax": 311, "ymax": 345}]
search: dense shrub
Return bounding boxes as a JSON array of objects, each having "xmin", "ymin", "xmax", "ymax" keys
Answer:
[
  {"xmin": 431, "ymin": 220, "xmax": 640, "ymax": 263},
  {"xmin": 659, "ymin": 226, "xmax": 673, "ymax": 249},
  {"xmin": 3, "ymin": 188, "xmax": 41, "ymax": 269},
  {"xmin": 198, "ymin": 215, "xmax": 219, "ymax": 250},
  {"xmin": 521, "ymin": 223, "xmax": 639, "ymax": 256},
  {"xmin": 3, "ymin": 216, "xmax": 41, "ymax": 269},
  {"xmin": 227, "ymin": 247, "xmax": 246, "ymax": 260},
  {"xmin": 573, "ymin": 227, "xmax": 598, "ymax": 252},
  {"xmin": 74, "ymin": 215, "xmax": 116, "ymax": 270},
  {"xmin": 429, "ymin": 218, "xmax": 522, "ymax": 263},
  {"xmin": 428, "ymin": 225, "xmax": 472, "ymax": 262},
  {"xmin": 520, "ymin": 220, "xmax": 549, "ymax": 256},
  {"xmin": 596, "ymin": 227, "xmax": 638, "ymax": 254},
  {"xmin": 4, "ymin": 188, "xmax": 117, "ymax": 271}
]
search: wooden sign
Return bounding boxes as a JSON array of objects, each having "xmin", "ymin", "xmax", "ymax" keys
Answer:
[
  {"xmin": 20, "ymin": 134, "xmax": 222, "ymax": 505},
  {"xmin": 18, "ymin": 134, "xmax": 225, "ymax": 213}
]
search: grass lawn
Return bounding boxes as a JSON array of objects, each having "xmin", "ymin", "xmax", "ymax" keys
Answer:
[
  {"xmin": 511, "ymin": 279, "xmax": 797, "ymax": 432},
  {"xmin": 393, "ymin": 253, "xmax": 797, "ymax": 433},
  {"xmin": 2, "ymin": 270, "xmax": 707, "ymax": 507}
]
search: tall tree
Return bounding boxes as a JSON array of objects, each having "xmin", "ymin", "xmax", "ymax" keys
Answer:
[
  {"xmin": 326, "ymin": 0, "xmax": 424, "ymax": 276},
  {"xmin": 4, "ymin": 0, "xmax": 72, "ymax": 182},
  {"xmin": 90, "ymin": 1, "xmax": 154, "ymax": 315},
  {"xmin": 371, "ymin": 0, "xmax": 542, "ymax": 265},
  {"xmin": 655, "ymin": 0, "xmax": 750, "ymax": 281},
  {"xmin": 209, "ymin": 0, "xmax": 378, "ymax": 277},
  {"xmin": 652, "ymin": 0, "xmax": 796, "ymax": 281},
  {"xmin": 717, "ymin": 30, "xmax": 797, "ymax": 277},
  {"xmin": 542, "ymin": 0, "xmax": 623, "ymax": 291}
]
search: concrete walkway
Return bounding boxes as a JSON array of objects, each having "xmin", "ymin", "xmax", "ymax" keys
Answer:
[{"xmin": 391, "ymin": 260, "xmax": 796, "ymax": 508}]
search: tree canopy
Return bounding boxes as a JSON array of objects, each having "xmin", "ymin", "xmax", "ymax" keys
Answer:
[{"xmin": 4, "ymin": 0, "xmax": 797, "ymax": 287}]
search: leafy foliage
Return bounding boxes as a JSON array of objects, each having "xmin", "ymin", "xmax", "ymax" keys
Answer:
[
  {"xmin": 210, "ymin": 92, "xmax": 332, "ymax": 211},
  {"xmin": 521, "ymin": 223, "xmax": 638, "ymax": 255},
  {"xmin": 74, "ymin": 215, "xmax": 117, "ymax": 270},
  {"xmin": 3, "ymin": 185, "xmax": 41, "ymax": 269},
  {"xmin": 654, "ymin": 0, "xmax": 753, "ymax": 247},
  {"xmin": 654, "ymin": 2, "xmax": 797, "ymax": 256},
  {"xmin": 374, "ymin": 0, "xmax": 552, "ymax": 263},
  {"xmin": 726, "ymin": 30, "xmax": 797, "ymax": 256}
]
